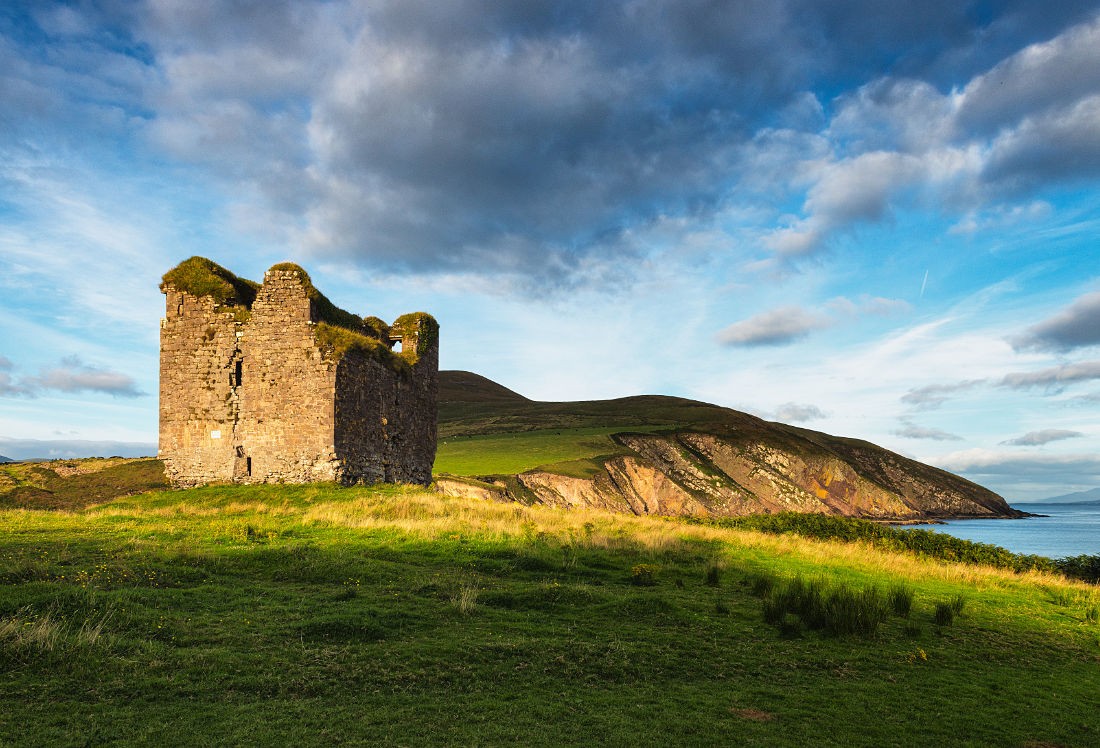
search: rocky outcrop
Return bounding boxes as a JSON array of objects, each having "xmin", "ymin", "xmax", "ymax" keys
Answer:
[{"xmin": 437, "ymin": 429, "xmax": 1022, "ymax": 521}]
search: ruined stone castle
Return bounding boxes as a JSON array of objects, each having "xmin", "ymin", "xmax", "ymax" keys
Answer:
[{"xmin": 158, "ymin": 257, "xmax": 438, "ymax": 487}]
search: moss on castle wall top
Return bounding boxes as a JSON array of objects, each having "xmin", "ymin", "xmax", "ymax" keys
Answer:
[
  {"xmin": 314, "ymin": 322, "xmax": 411, "ymax": 374},
  {"xmin": 162, "ymin": 257, "xmax": 259, "ymax": 307}
]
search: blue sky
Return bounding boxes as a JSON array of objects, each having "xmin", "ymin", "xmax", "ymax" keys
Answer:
[{"xmin": 3, "ymin": 1, "xmax": 1100, "ymax": 501}]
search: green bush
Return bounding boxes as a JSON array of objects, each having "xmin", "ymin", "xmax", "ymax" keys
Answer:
[
  {"xmin": 1054, "ymin": 555, "xmax": 1100, "ymax": 583},
  {"xmin": 630, "ymin": 564, "xmax": 657, "ymax": 586}
]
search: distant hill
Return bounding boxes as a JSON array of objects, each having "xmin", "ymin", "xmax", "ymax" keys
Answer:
[
  {"xmin": 0, "ymin": 455, "xmax": 13, "ymax": 463},
  {"xmin": 1038, "ymin": 487, "xmax": 1100, "ymax": 504},
  {"xmin": 438, "ymin": 370, "xmax": 529, "ymax": 404},
  {"xmin": 434, "ymin": 371, "xmax": 1022, "ymax": 521}
]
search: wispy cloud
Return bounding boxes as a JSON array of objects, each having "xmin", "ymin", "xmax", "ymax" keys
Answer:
[
  {"xmin": 1000, "ymin": 429, "xmax": 1085, "ymax": 446},
  {"xmin": 1001, "ymin": 360, "xmax": 1100, "ymax": 389},
  {"xmin": 717, "ymin": 305, "xmax": 832, "ymax": 347},
  {"xmin": 900, "ymin": 379, "xmax": 985, "ymax": 409},
  {"xmin": 893, "ymin": 418, "xmax": 963, "ymax": 441},
  {"xmin": 773, "ymin": 403, "xmax": 828, "ymax": 423}
]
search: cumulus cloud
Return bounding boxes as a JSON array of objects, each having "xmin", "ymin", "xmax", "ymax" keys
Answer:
[
  {"xmin": 893, "ymin": 418, "xmax": 963, "ymax": 441},
  {"xmin": 717, "ymin": 306, "xmax": 832, "ymax": 347},
  {"xmin": 1001, "ymin": 360, "xmax": 1100, "ymax": 389},
  {"xmin": 900, "ymin": 379, "xmax": 985, "ymax": 409},
  {"xmin": 1012, "ymin": 290, "xmax": 1100, "ymax": 352},
  {"xmin": 1000, "ymin": 429, "xmax": 1085, "ymax": 446},
  {"xmin": 773, "ymin": 403, "xmax": 828, "ymax": 423},
  {"xmin": 0, "ymin": 356, "xmax": 143, "ymax": 398}
]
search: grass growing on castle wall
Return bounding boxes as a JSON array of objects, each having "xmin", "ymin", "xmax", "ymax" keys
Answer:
[
  {"xmin": 161, "ymin": 256, "xmax": 259, "ymax": 307},
  {"xmin": 1, "ymin": 483, "xmax": 1098, "ymax": 746}
]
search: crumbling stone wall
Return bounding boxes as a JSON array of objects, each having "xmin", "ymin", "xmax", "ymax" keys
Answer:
[{"xmin": 158, "ymin": 258, "xmax": 438, "ymax": 487}]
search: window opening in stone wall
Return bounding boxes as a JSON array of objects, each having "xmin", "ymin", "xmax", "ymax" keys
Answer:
[
  {"xmin": 234, "ymin": 360, "xmax": 243, "ymax": 386},
  {"xmin": 246, "ymin": 457, "xmax": 252, "ymax": 476}
]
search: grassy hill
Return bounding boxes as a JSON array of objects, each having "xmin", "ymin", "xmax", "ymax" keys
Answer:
[
  {"xmin": 1, "ymin": 481, "xmax": 1098, "ymax": 746},
  {"xmin": 434, "ymin": 372, "xmax": 1018, "ymax": 521}
]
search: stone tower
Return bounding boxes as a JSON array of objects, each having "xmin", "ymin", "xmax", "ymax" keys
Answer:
[{"xmin": 158, "ymin": 257, "xmax": 438, "ymax": 487}]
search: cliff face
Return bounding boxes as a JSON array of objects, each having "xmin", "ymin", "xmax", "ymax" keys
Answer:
[
  {"xmin": 442, "ymin": 430, "xmax": 1018, "ymax": 520},
  {"xmin": 434, "ymin": 371, "xmax": 1022, "ymax": 521}
]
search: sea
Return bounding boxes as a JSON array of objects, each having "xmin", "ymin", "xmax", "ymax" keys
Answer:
[{"xmin": 909, "ymin": 502, "xmax": 1100, "ymax": 559}]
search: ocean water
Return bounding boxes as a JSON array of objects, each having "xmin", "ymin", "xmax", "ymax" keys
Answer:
[{"xmin": 913, "ymin": 502, "xmax": 1100, "ymax": 559}]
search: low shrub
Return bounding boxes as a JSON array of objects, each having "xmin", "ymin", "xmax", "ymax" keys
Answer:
[{"xmin": 630, "ymin": 564, "xmax": 657, "ymax": 587}]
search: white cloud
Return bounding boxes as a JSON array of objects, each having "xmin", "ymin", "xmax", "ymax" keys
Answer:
[
  {"xmin": 1001, "ymin": 360, "xmax": 1100, "ymax": 389},
  {"xmin": 0, "ymin": 356, "xmax": 143, "ymax": 399},
  {"xmin": 893, "ymin": 419, "xmax": 963, "ymax": 441},
  {"xmin": 716, "ymin": 305, "xmax": 832, "ymax": 347},
  {"xmin": 900, "ymin": 380, "xmax": 985, "ymax": 409},
  {"xmin": 773, "ymin": 403, "xmax": 828, "ymax": 423},
  {"xmin": 1000, "ymin": 429, "xmax": 1085, "ymax": 446}
]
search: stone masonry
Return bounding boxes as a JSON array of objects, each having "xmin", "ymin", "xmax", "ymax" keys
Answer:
[{"xmin": 158, "ymin": 258, "xmax": 438, "ymax": 487}]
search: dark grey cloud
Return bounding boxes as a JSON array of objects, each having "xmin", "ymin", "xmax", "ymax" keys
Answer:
[
  {"xmin": 893, "ymin": 419, "xmax": 963, "ymax": 441},
  {"xmin": 774, "ymin": 402, "xmax": 828, "ymax": 423},
  {"xmin": 717, "ymin": 306, "xmax": 831, "ymax": 347},
  {"xmin": 0, "ymin": 356, "xmax": 144, "ymax": 398},
  {"xmin": 900, "ymin": 379, "xmax": 985, "ymax": 409},
  {"xmin": 0, "ymin": 437, "xmax": 155, "ymax": 461},
  {"xmin": 1001, "ymin": 360, "xmax": 1100, "ymax": 389},
  {"xmin": 1000, "ymin": 429, "xmax": 1085, "ymax": 446},
  {"xmin": 1012, "ymin": 290, "xmax": 1100, "ymax": 352}
]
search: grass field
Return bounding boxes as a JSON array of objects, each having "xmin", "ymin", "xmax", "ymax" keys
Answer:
[
  {"xmin": 434, "ymin": 426, "xmax": 665, "ymax": 476},
  {"xmin": 2, "ymin": 482, "xmax": 1099, "ymax": 746}
]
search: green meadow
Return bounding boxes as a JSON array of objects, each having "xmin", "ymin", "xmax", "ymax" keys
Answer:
[
  {"xmin": 2, "ymin": 472, "xmax": 1099, "ymax": 746},
  {"xmin": 434, "ymin": 426, "xmax": 669, "ymax": 476}
]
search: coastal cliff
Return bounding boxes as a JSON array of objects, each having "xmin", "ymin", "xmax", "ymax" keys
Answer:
[{"xmin": 434, "ymin": 371, "xmax": 1022, "ymax": 521}]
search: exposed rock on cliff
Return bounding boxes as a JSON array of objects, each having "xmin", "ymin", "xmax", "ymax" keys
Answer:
[{"xmin": 434, "ymin": 371, "xmax": 1023, "ymax": 521}]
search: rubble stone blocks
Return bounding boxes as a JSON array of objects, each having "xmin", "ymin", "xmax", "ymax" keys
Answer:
[{"xmin": 158, "ymin": 257, "xmax": 438, "ymax": 487}]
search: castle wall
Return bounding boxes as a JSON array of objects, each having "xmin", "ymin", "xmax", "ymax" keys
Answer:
[
  {"xmin": 158, "ymin": 290, "xmax": 243, "ymax": 486},
  {"xmin": 234, "ymin": 268, "xmax": 340, "ymax": 483}
]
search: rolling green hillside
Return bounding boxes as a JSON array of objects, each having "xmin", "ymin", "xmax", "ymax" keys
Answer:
[{"xmin": 2, "ymin": 481, "xmax": 1098, "ymax": 746}]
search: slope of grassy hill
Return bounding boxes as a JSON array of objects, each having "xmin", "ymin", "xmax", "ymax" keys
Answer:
[
  {"xmin": 434, "ymin": 372, "xmax": 1019, "ymax": 521},
  {"xmin": 0, "ymin": 458, "xmax": 166, "ymax": 510},
  {"xmin": 1, "ymin": 482, "xmax": 1098, "ymax": 746}
]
